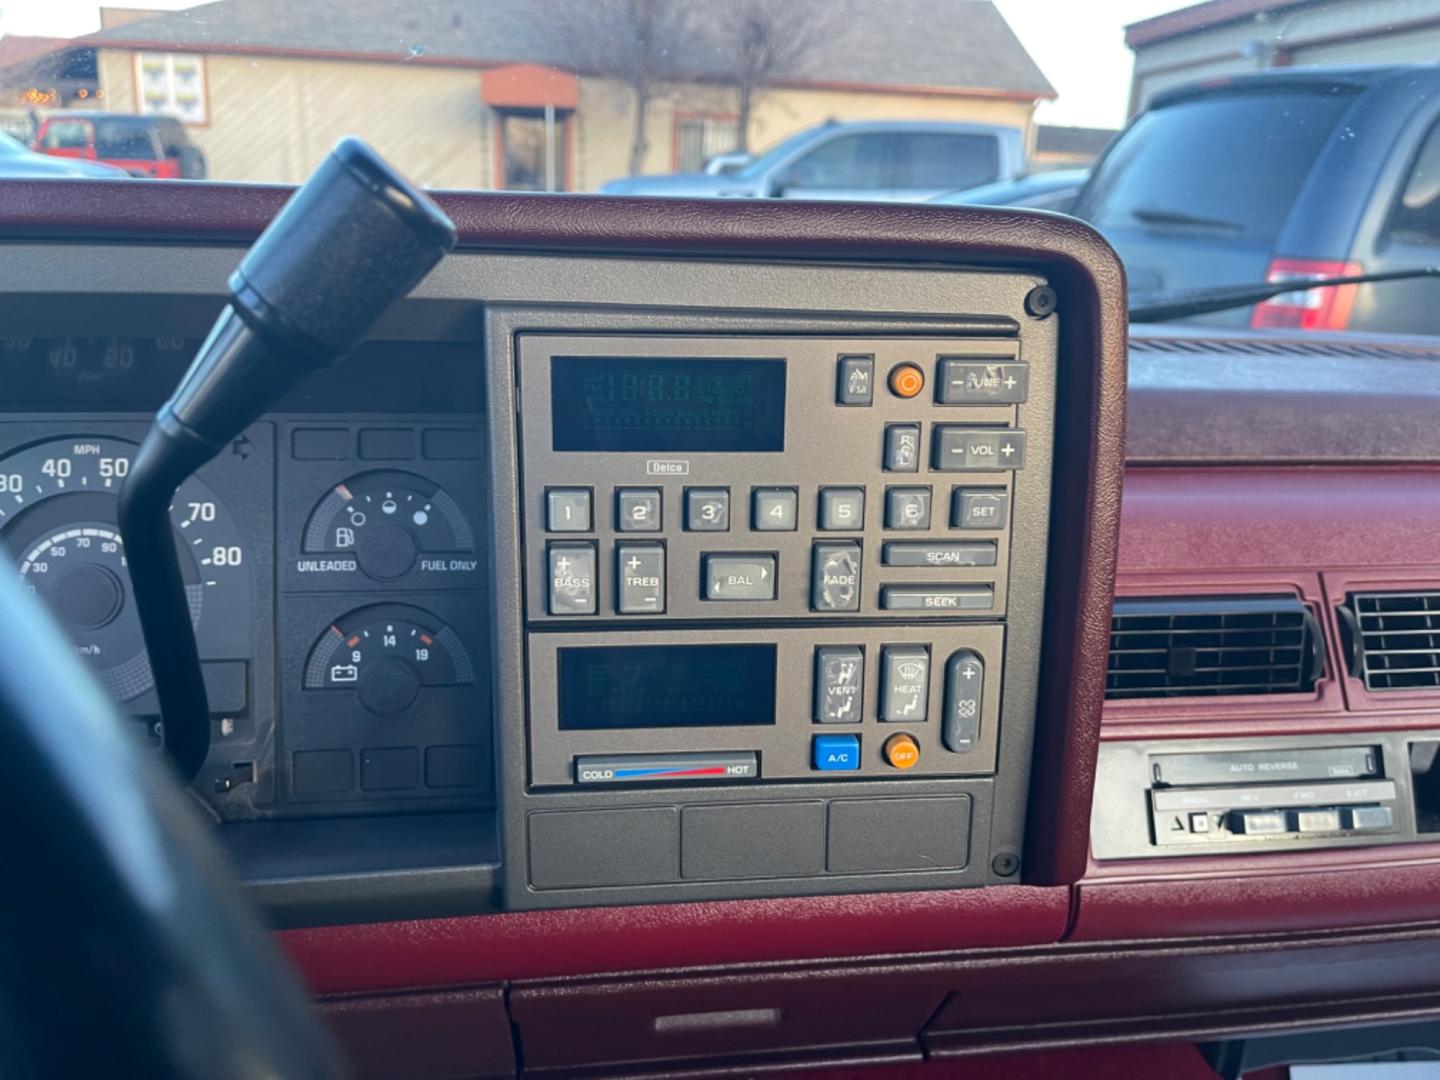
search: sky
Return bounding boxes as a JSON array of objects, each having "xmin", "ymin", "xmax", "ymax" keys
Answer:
[{"xmin": 0, "ymin": 0, "xmax": 1186, "ymax": 130}]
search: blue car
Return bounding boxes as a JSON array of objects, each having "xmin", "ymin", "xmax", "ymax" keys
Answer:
[
  {"xmin": 1074, "ymin": 65, "xmax": 1440, "ymax": 334},
  {"xmin": 0, "ymin": 131, "xmax": 128, "ymax": 179}
]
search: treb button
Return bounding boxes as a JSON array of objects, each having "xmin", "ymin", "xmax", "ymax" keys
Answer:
[{"xmin": 616, "ymin": 543, "xmax": 665, "ymax": 614}]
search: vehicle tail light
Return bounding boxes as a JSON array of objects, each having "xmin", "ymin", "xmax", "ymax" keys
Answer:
[{"xmin": 1251, "ymin": 257, "xmax": 1362, "ymax": 331}]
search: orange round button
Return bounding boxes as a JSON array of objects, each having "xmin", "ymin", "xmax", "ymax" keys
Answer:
[
  {"xmin": 888, "ymin": 363, "xmax": 925, "ymax": 399},
  {"xmin": 883, "ymin": 733, "xmax": 921, "ymax": 770}
]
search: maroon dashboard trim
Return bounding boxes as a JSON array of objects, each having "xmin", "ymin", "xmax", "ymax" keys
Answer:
[
  {"xmin": 0, "ymin": 179, "xmax": 1129, "ymax": 885},
  {"xmin": 282, "ymin": 885, "xmax": 1071, "ymax": 994}
]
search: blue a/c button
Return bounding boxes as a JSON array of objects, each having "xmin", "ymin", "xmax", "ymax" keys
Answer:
[{"xmin": 813, "ymin": 733, "xmax": 860, "ymax": 771}]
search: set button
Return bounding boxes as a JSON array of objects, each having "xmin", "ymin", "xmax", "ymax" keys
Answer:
[{"xmin": 954, "ymin": 488, "xmax": 1009, "ymax": 529}]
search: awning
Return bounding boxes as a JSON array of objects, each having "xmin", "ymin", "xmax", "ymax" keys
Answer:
[{"xmin": 481, "ymin": 64, "xmax": 578, "ymax": 110}]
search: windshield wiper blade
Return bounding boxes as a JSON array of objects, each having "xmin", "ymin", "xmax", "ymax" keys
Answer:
[
  {"xmin": 1129, "ymin": 206, "xmax": 1243, "ymax": 232},
  {"xmin": 1129, "ymin": 266, "xmax": 1440, "ymax": 324}
]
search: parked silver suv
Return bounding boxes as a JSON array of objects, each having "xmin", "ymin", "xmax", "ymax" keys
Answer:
[{"xmin": 599, "ymin": 120, "xmax": 1026, "ymax": 202}]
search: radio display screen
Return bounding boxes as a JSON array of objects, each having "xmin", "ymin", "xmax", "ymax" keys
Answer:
[
  {"xmin": 550, "ymin": 356, "xmax": 786, "ymax": 452},
  {"xmin": 557, "ymin": 643, "xmax": 777, "ymax": 730}
]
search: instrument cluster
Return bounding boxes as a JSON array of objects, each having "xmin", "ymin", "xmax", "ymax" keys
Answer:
[{"xmin": 0, "ymin": 335, "xmax": 492, "ymax": 820}]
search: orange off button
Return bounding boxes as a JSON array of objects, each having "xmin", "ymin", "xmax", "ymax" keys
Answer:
[
  {"xmin": 883, "ymin": 732, "xmax": 921, "ymax": 770},
  {"xmin": 888, "ymin": 363, "xmax": 925, "ymax": 398}
]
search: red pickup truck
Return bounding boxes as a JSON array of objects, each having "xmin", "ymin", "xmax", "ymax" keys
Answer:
[{"xmin": 32, "ymin": 112, "xmax": 206, "ymax": 179}]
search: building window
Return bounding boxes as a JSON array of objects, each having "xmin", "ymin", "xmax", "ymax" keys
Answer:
[
  {"xmin": 675, "ymin": 114, "xmax": 739, "ymax": 173},
  {"xmin": 134, "ymin": 52, "xmax": 208, "ymax": 124},
  {"xmin": 496, "ymin": 109, "xmax": 570, "ymax": 192}
]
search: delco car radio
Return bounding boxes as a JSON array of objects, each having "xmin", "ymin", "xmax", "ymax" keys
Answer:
[
  {"xmin": 516, "ymin": 336, "xmax": 1035, "ymax": 792},
  {"xmin": 495, "ymin": 315, "xmax": 1067, "ymax": 908}
]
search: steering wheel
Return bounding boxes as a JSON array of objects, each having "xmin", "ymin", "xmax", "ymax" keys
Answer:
[{"xmin": 0, "ymin": 569, "xmax": 345, "ymax": 1078}]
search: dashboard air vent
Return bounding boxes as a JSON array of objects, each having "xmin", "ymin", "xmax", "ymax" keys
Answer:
[
  {"xmin": 1342, "ymin": 592, "xmax": 1440, "ymax": 691},
  {"xmin": 1107, "ymin": 596, "xmax": 1323, "ymax": 700}
]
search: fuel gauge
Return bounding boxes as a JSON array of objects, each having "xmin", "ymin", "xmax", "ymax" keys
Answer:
[{"xmin": 302, "ymin": 470, "xmax": 476, "ymax": 582}]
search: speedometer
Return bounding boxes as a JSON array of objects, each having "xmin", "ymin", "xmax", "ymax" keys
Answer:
[{"xmin": 0, "ymin": 436, "xmax": 251, "ymax": 704}]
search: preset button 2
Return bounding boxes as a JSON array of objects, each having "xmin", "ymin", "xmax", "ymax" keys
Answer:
[{"xmin": 616, "ymin": 488, "xmax": 662, "ymax": 532}]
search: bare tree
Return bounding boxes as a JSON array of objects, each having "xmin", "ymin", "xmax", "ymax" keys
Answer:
[
  {"xmin": 706, "ymin": 0, "xmax": 848, "ymax": 153},
  {"xmin": 545, "ymin": 0, "xmax": 699, "ymax": 176}
]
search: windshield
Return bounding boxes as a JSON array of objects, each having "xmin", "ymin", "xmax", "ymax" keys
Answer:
[{"xmin": 0, "ymin": 1, "xmax": 1435, "ymax": 334}]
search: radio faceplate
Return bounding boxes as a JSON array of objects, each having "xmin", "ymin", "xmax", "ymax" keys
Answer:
[{"xmin": 516, "ymin": 335, "xmax": 1047, "ymax": 625}]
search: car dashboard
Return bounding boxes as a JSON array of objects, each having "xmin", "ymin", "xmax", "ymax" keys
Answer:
[{"xmin": 4, "ymin": 182, "xmax": 1440, "ymax": 1078}]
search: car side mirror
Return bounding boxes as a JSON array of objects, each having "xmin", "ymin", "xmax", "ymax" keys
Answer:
[{"xmin": 703, "ymin": 152, "xmax": 752, "ymax": 177}]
